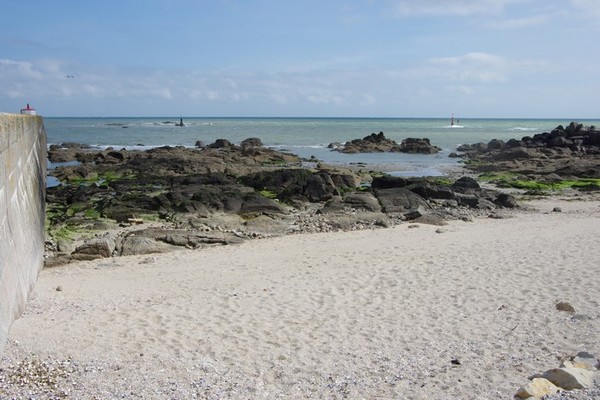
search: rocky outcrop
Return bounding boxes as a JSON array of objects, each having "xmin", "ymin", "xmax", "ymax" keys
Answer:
[
  {"xmin": 44, "ymin": 139, "xmax": 517, "ymax": 267},
  {"xmin": 516, "ymin": 351, "xmax": 599, "ymax": 399},
  {"xmin": 330, "ymin": 132, "xmax": 441, "ymax": 154},
  {"xmin": 457, "ymin": 122, "xmax": 600, "ymax": 178},
  {"xmin": 398, "ymin": 137, "xmax": 441, "ymax": 154}
]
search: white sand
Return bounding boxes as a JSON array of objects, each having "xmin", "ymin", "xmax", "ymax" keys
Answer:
[{"xmin": 1, "ymin": 196, "xmax": 600, "ymax": 399}]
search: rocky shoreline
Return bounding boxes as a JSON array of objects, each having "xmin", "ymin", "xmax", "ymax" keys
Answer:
[{"xmin": 44, "ymin": 122, "xmax": 599, "ymax": 268}]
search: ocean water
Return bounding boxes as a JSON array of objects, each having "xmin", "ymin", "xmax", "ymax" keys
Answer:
[{"xmin": 44, "ymin": 117, "xmax": 600, "ymax": 176}]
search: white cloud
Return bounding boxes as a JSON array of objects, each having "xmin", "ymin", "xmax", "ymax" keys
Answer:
[
  {"xmin": 487, "ymin": 14, "xmax": 551, "ymax": 29},
  {"xmin": 570, "ymin": 0, "xmax": 600, "ymax": 17},
  {"xmin": 386, "ymin": 0, "xmax": 524, "ymax": 17},
  {"xmin": 414, "ymin": 52, "xmax": 547, "ymax": 84}
]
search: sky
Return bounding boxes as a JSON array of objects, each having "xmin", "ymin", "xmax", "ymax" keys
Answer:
[{"xmin": 1, "ymin": 0, "xmax": 599, "ymax": 118}]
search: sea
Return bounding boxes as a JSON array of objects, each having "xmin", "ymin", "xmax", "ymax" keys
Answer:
[{"xmin": 44, "ymin": 117, "xmax": 600, "ymax": 177}]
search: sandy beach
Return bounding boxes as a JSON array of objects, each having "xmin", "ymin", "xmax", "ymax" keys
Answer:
[{"xmin": 1, "ymin": 194, "xmax": 599, "ymax": 399}]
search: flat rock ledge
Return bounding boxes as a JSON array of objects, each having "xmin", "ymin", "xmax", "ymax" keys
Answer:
[{"xmin": 515, "ymin": 351, "xmax": 600, "ymax": 399}]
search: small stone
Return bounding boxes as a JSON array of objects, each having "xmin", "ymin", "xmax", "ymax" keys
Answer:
[
  {"xmin": 408, "ymin": 224, "xmax": 419, "ymax": 229},
  {"xmin": 552, "ymin": 207, "xmax": 562, "ymax": 212},
  {"xmin": 570, "ymin": 352, "xmax": 599, "ymax": 370},
  {"xmin": 556, "ymin": 301, "xmax": 576, "ymax": 313},
  {"xmin": 542, "ymin": 366, "xmax": 595, "ymax": 390},
  {"xmin": 56, "ymin": 286, "xmax": 63, "ymax": 292},
  {"xmin": 435, "ymin": 228, "xmax": 447, "ymax": 234},
  {"xmin": 515, "ymin": 377, "xmax": 560, "ymax": 399}
]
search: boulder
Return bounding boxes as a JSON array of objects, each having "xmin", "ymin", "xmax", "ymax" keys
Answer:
[
  {"xmin": 240, "ymin": 193, "xmax": 286, "ymax": 215},
  {"xmin": 374, "ymin": 187, "xmax": 431, "ymax": 214},
  {"xmin": 452, "ymin": 176, "xmax": 480, "ymax": 190},
  {"xmin": 209, "ymin": 139, "xmax": 234, "ymax": 149},
  {"xmin": 399, "ymin": 138, "xmax": 441, "ymax": 154},
  {"xmin": 240, "ymin": 137, "xmax": 263, "ymax": 148},
  {"xmin": 515, "ymin": 377, "xmax": 560, "ymax": 399},
  {"xmin": 334, "ymin": 132, "xmax": 400, "ymax": 153},
  {"xmin": 541, "ymin": 366, "xmax": 595, "ymax": 390},
  {"xmin": 73, "ymin": 236, "xmax": 116, "ymax": 258},
  {"xmin": 304, "ymin": 173, "xmax": 338, "ymax": 202},
  {"xmin": 342, "ymin": 192, "xmax": 382, "ymax": 212},
  {"xmin": 118, "ymin": 236, "xmax": 176, "ymax": 256}
]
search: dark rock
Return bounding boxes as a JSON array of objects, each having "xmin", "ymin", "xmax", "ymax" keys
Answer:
[
  {"xmin": 209, "ymin": 139, "xmax": 234, "ymax": 149},
  {"xmin": 240, "ymin": 137, "xmax": 263, "ymax": 148},
  {"xmin": 452, "ymin": 176, "xmax": 480, "ymax": 190},
  {"xmin": 373, "ymin": 187, "xmax": 431, "ymax": 213},
  {"xmin": 487, "ymin": 139, "xmax": 505, "ymax": 150},
  {"xmin": 494, "ymin": 193, "xmax": 518, "ymax": 208},
  {"xmin": 342, "ymin": 192, "xmax": 382, "ymax": 212},
  {"xmin": 399, "ymin": 138, "xmax": 441, "ymax": 154},
  {"xmin": 371, "ymin": 176, "xmax": 417, "ymax": 189},
  {"xmin": 334, "ymin": 131, "xmax": 400, "ymax": 153}
]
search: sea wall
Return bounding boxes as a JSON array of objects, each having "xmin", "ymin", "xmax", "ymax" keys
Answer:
[{"xmin": 0, "ymin": 113, "xmax": 47, "ymax": 353}]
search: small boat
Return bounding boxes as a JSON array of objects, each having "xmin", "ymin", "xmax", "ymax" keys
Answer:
[{"xmin": 20, "ymin": 103, "xmax": 36, "ymax": 115}]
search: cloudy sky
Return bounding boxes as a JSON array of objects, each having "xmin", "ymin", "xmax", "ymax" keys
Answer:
[{"xmin": 1, "ymin": 0, "xmax": 599, "ymax": 118}]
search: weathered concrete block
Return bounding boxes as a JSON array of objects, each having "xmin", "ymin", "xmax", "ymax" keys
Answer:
[{"xmin": 0, "ymin": 113, "xmax": 47, "ymax": 354}]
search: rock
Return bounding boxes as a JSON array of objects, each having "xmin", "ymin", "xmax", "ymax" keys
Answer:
[
  {"xmin": 373, "ymin": 187, "xmax": 431, "ymax": 214},
  {"xmin": 515, "ymin": 377, "xmax": 560, "ymax": 399},
  {"xmin": 303, "ymin": 173, "xmax": 338, "ymax": 202},
  {"xmin": 195, "ymin": 140, "xmax": 205, "ymax": 148},
  {"xmin": 556, "ymin": 301, "xmax": 576, "ymax": 313},
  {"xmin": 571, "ymin": 352, "xmax": 599, "ymax": 370},
  {"xmin": 342, "ymin": 192, "xmax": 382, "ymax": 212},
  {"xmin": 240, "ymin": 193, "xmax": 286, "ymax": 215},
  {"xmin": 208, "ymin": 139, "xmax": 234, "ymax": 149},
  {"xmin": 56, "ymin": 239, "xmax": 74, "ymax": 254},
  {"xmin": 452, "ymin": 176, "xmax": 480, "ymax": 190},
  {"xmin": 412, "ymin": 214, "xmax": 448, "ymax": 226},
  {"xmin": 541, "ymin": 366, "xmax": 595, "ymax": 390},
  {"xmin": 73, "ymin": 236, "xmax": 116, "ymax": 258},
  {"xmin": 119, "ymin": 236, "xmax": 176, "ymax": 256},
  {"xmin": 487, "ymin": 139, "xmax": 505, "ymax": 150},
  {"xmin": 553, "ymin": 207, "xmax": 562, "ymax": 213},
  {"xmin": 399, "ymin": 137, "xmax": 441, "ymax": 154},
  {"xmin": 494, "ymin": 193, "xmax": 519, "ymax": 208},
  {"xmin": 333, "ymin": 132, "xmax": 401, "ymax": 153},
  {"xmin": 240, "ymin": 137, "xmax": 263, "ymax": 148},
  {"xmin": 403, "ymin": 205, "xmax": 429, "ymax": 220}
]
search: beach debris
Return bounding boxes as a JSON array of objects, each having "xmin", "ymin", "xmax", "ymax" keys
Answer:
[
  {"xmin": 515, "ymin": 351, "xmax": 599, "ymax": 399},
  {"xmin": 555, "ymin": 301, "xmax": 576, "ymax": 313}
]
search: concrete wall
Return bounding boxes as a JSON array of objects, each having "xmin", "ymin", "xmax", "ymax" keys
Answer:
[{"xmin": 0, "ymin": 113, "xmax": 47, "ymax": 353}]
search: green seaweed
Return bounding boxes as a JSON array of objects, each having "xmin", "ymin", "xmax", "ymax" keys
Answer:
[{"xmin": 479, "ymin": 173, "xmax": 600, "ymax": 191}]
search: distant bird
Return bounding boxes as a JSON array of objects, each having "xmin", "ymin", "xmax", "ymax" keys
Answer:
[{"xmin": 65, "ymin": 75, "xmax": 75, "ymax": 78}]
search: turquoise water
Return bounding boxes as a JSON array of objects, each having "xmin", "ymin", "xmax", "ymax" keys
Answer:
[{"xmin": 44, "ymin": 117, "xmax": 600, "ymax": 176}]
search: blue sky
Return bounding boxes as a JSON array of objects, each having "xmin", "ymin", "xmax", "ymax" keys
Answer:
[{"xmin": 1, "ymin": 0, "xmax": 599, "ymax": 117}]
